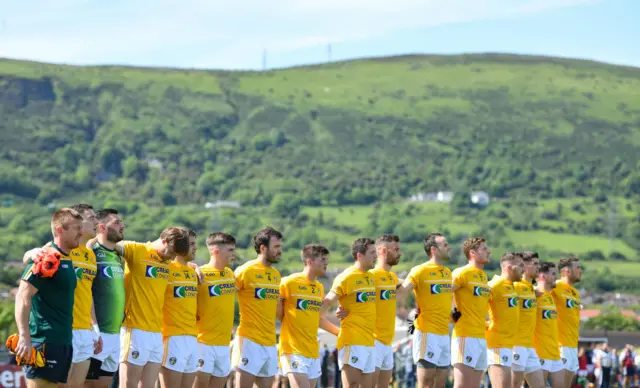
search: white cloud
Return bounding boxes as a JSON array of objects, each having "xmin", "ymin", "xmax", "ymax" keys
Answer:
[{"xmin": 0, "ymin": 0, "xmax": 601, "ymax": 68}]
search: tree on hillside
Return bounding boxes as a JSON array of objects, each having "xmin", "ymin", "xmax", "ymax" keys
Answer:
[{"xmin": 582, "ymin": 306, "xmax": 640, "ymax": 332}]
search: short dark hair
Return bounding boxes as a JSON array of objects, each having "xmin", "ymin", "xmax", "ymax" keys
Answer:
[
  {"xmin": 463, "ymin": 237, "xmax": 486, "ymax": 259},
  {"xmin": 423, "ymin": 233, "xmax": 443, "ymax": 256},
  {"xmin": 70, "ymin": 204, "xmax": 93, "ymax": 214},
  {"xmin": 186, "ymin": 228, "xmax": 197, "ymax": 238},
  {"xmin": 539, "ymin": 261, "xmax": 556, "ymax": 274},
  {"xmin": 521, "ymin": 251, "xmax": 539, "ymax": 263},
  {"xmin": 351, "ymin": 237, "xmax": 375, "ymax": 260},
  {"xmin": 301, "ymin": 244, "xmax": 329, "ymax": 263},
  {"xmin": 376, "ymin": 235, "xmax": 399, "ymax": 245},
  {"xmin": 160, "ymin": 227, "xmax": 190, "ymax": 256},
  {"xmin": 95, "ymin": 208, "xmax": 119, "ymax": 222},
  {"xmin": 253, "ymin": 227, "xmax": 283, "ymax": 254},
  {"xmin": 558, "ymin": 255, "xmax": 579, "ymax": 272},
  {"xmin": 206, "ymin": 232, "xmax": 236, "ymax": 248},
  {"xmin": 500, "ymin": 252, "xmax": 519, "ymax": 264}
]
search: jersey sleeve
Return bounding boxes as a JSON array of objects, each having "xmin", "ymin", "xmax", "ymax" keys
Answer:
[
  {"xmin": 452, "ymin": 268, "xmax": 467, "ymax": 288},
  {"xmin": 406, "ymin": 267, "xmax": 419, "ymax": 287},
  {"xmin": 330, "ymin": 272, "xmax": 348, "ymax": 297},
  {"xmin": 121, "ymin": 241, "xmax": 141, "ymax": 266},
  {"xmin": 279, "ymin": 278, "xmax": 289, "ymax": 300},
  {"xmin": 234, "ymin": 266, "xmax": 246, "ymax": 290},
  {"xmin": 21, "ymin": 261, "xmax": 44, "ymax": 290}
]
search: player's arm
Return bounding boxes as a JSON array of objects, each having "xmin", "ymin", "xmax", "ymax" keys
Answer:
[
  {"xmin": 319, "ymin": 313, "xmax": 339, "ymax": 336},
  {"xmin": 14, "ymin": 280, "xmax": 38, "ymax": 360},
  {"xmin": 90, "ymin": 301, "xmax": 103, "ymax": 354},
  {"xmin": 396, "ymin": 277, "xmax": 415, "ymax": 299},
  {"xmin": 277, "ymin": 297, "xmax": 284, "ymax": 321},
  {"xmin": 21, "ymin": 241, "xmax": 54, "ymax": 265}
]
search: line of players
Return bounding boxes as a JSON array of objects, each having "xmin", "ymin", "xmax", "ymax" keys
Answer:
[{"xmin": 14, "ymin": 205, "xmax": 583, "ymax": 388}]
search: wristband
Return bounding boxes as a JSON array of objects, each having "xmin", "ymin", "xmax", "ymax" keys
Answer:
[{"xmin": 92, "ymin": 324, "xmax": 100, "ymax": 335}]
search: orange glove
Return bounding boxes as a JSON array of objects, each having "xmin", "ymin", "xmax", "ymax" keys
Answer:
[
  {"xmin": 5, "ymin": 334, "xmax": 46, "ymax": 367},
  {"xmin": 32, "ymin": 247, "xmax": 61, "ymax": 278}
]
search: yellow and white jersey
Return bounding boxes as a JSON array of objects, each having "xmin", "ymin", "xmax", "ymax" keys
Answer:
[
  {"xmin": 70, "ymin": 246, "xmax": 97, "ymax": 330},
  {"xmin": 162, "ymin": 260, "xmax": 198, "ymax": 337},
  {"xmin": 196, "ymin": 265, "xmax": 236, "ymax": 346}
]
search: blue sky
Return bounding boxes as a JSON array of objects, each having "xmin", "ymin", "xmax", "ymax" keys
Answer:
[{"xmin": 0, "ymin": 0, "xmax": 636, "ymax": 70}]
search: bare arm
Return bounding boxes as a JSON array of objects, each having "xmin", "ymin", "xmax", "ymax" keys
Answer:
[
  {"xmin": 322, "ymin": 291, "xmax": 340, "ymax": 314},
  {"xmin": 319, "ymin": 314, "xmax": 340, "ymax": 336},
  {"xmin": 90, "ymin": 301, "xmax": 103, "ymax": 354},
  {"xmin": 396, "ymin": 278, "xmax": 415, "ymax": 299},
  {"xmin": 14, "ymin": 280, "xmax": 38, "ymax": 360},
  {"xmin": 277, "ymin": 298, "xmax": 284, "ymax": 321}
]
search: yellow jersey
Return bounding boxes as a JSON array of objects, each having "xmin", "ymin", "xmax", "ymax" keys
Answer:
[
  {"xmin": 406, "ymin": 262, "xmax": 452, "ymax": 336},
  {"xmin": 331, "ymin": 266, "xmax": 376, "ymax": 349},
  {"xmin": 513, "ymin": 279, "xmax": 537, "ymax": 348},
  {"xmin": 371, "ymin": 267, "xmax": 398, "ymax": 346},
  {"xmin": 162, "ymin": 260, "xmax": 198, "ymax": 337},
  {"xmin": 534, "ymin": 291, "xmax": 560, "ymax": 360},
  {"xmin": 197, "ymin": 265, "xmax": 236, "ymax": 346},
  {"xmin": 279, "ymin": 273, "xmax": 324, "ymax": 358},
  {"xmin": 486, "ymin": 275, "xmax": 519, "ymax": 349},
  {"xmin": 122, "ymin": 242, "xmax": 171, "ymax": 332},
  {"xmin": 452, "ymin": 265, "xmax": 490, "ymax": 339},
  {"xmin": 552, "ymin": 281, "xmax": 581, "ymax": 348},
  {"xmin": 70, "ymin": 246, "xmax": 97, "ymax": 330},
  {"xmin": 235, "ymin": 260, "xmax": 280, "ymax": 346}
]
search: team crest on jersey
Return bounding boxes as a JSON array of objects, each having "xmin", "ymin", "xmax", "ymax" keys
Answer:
[
  {"xmin": 507, "ymin": 297, "xmax": 518, "ymax": 308},
  {"xmin": 566, "ymin": 299, "xmax": 576, "ymax": 308},
  {"xmin": 514, "ymin": 354, "xmax": 520, "ymax": 361},
  {"xmin": 169, "ymin": 357, "xmax": 177, "ymax": 365},
  {"xmin": 198, "ymin": 359, "xmax": 204, "ymax": 367},
  {"xmin": 502, "ymin": 356, "xmax": 508, "ymax": 363},
  {"xmin": 145, "ymin": 265, "xmax": 169, "ymax": 279},
  {"xmin": 522, "ymin": 299, "xmax": 534, "ymax": 309},
  {"xmin": 242, "ymin": 358, "xmax": 249, "ymax": 366},
  {"xmin": 132, "ymin": 351, "xmax": 139, "ymax": 359},
  {"xmin": 351, "ymin": 356, "xmax": 358, "ymax": 363},
  {"xmin": 562, "ymin": 358, "xmax": 567, "ymax": 364},
  {"xmin": 466, "ymin": 356, "xmax": 472, "ymax": 363},
  {"xmin": 427, "ymin": 352, "xmax": 434, "ymax": 359},
  {"xmin": 542, "ymin": 310, "xmax": 557, "ymax": 319},
  {"xmin": 291, "ymin": 361, "xmax": 299, "ymax": 369}
]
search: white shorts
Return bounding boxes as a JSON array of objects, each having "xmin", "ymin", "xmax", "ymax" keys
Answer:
[
  {"xmin": 540, "ymin": 358, "xmax": 564, "ymax": 373},
  {"xmin": 560, "ymin": 347, "xmax": 579, "ymax": 373},
  {"xmin": 119, "ymin": 327, "xmax": 163, "ymax": 366},
  {"xmin": 235, "ymin": 336, "xmax": 279, "ymax": 378},
  {"xmin": 72, "ymin": 329, "xmax": 96, "ymax": 363},
  {"xmin": 162, "ymin": 335, "xmax": 198, "ymax": 373},
  {"xmin": 374, "ymin": 340, "xmax": 394, "ymax": 371},
  {"xmin": 92, "ymin": 332, "xmax": 120, "ymax": 372},
  {"xmin": 512, "ymin": 347, "xmax": 541, "ymax": 374},
  {"xmin": 413, "ymin": 331, "xmax": 450, "ymax": 367},
  {"xmin": 197, "ymin": 343, "xmax": 231, "ymax": 377},
  {"xmin": 487, "ymin": 348, "xmax": 512, "ymax": 367},
  {"xmin": 451, "ymin": 336, "xmax": 488, "ymax": 371},
  {"xmin": 338, "ymin": 345, "xmax": 375, "ymax": 374},
  {"xmin": 280, "ymin": 354, "xmax": 322, "ymax": 379}
]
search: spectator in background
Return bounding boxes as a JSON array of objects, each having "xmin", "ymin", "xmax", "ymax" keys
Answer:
[
  {"xmin": 619, "ymin": 345, "xmax": 636, "ymax": 388},
  {"xmin": 332, "ymin": 347, "xmax": 341, "ymax": 388},
  {"xmin": 321, "ymin": 344, "xmax": 329, "ymax": 388},
  {"xmin": 596, "ymin": 343, "xmax": 612, "ymax": 388}
]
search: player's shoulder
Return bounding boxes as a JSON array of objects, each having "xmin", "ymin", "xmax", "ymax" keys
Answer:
[
  {"xmin": 451, "ymin": 264, "xmax": 470, "ymax": 278},
  {"xmin": 332, "ymin": 265, "xmax": 356, "ymax": 285},
  {"xmin": 281, "ymin": 272, "xmax": 304, "ymax": 285}
]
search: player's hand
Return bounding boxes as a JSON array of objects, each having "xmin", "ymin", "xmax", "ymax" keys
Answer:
[
  {"xmin": 93, "ymin": 336, "xmax": 103, "ymax": 355},
  {"xmin": 335, "ymin": 306, "xmax": 349, "ymax": 320},
  {"xmin": 451, "ymin": 307, "xmax": 462, "ymax": 323},
  {"xmin": 15, "ymin": 334, "xmax": 32, "ymax": 362}
]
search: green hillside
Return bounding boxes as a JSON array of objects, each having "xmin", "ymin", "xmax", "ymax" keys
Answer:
[{"xmin": 1, "ymin": 53, "xmax": 640, "ymax": 293}]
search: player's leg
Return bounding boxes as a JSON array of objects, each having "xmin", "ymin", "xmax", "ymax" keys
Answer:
[
  {"xmin": 521, "ymin": 349, "xmax": 545, "ymax": 388},
  {"xmin": 434, "ymin": 367, "xmax": 449, "ymax": 388},
  {"xmin": 159, "ymin": 336, "xmax": 187, "ymax": 388},
  {"xmin": 374, "ymin": 341, "xmax": 393, "ymax": 388},
  {"xmin": 451, "ymin": 337, "xmax": 484, "ymax": 388},
  {"xmin": 487, "ymin": 348, "xmax": 513, "ymax": 388},
  {"xmin": 416, "ymin": 361, "xmax": 437, "ymax": 388},
  {"xmin": 179, "ymin": 338, "xmax": 199, "ymax": 388},
  {"xmin": 341, "ymin": 365, "xmax": 363, "ymax": 388},
  {"xmin": 139, "ymin": 330, "xmax": 165, "ymax": 388},
  {"xmin": 286, "ymin": 373, "xmax": 312, "ymax": 388},
  {"xmin": 359, "ymin": 346, "xmax": 376, "ymax": 388},
  {"xmin": 413, "ymin": 331, "xmax": 439, "ymax": 388},
  {"xmin": 523, "ymin": 370, "xmax": 545, "ymax": 388},
  {"xmin": 560, "ymin": 347, "xmax": 577, "ymax": 388},
  {"xmin": 208, "ymin": 345, "xmax": 233, "ymax": 388}
]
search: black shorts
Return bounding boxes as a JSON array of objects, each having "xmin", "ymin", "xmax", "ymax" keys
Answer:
[
  {"xmin": 24, "ymin": 342, "xmax": 73, "ymax": 384},
  {"xmin": 86, "ymin": 357, "xmax": 117, "ymax": 380}
]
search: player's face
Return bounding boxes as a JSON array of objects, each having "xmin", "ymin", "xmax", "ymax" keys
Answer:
[
  {"xmin": 310, "ymin": 255, "xmax": 329, "ymax": 276},
  {"xmin": 570, "ymin": 261, "xmax": 582, "ymax": 283},
  {"xmin": 61, "ymin": 219, "xmax": 83, "ymax": 250},
  {"xmin": 525, "ymin": 258, "xmax": 540, "ymax": 278},
  {"xmin": 509, "ymin": 258, "xmax": 524, "ymax": 281},
  {"xmin": 473, "ymin": 242, "xmax": 491, "ymax": 264},
  {"xmin": 544, "ymin": 268, "xmax": 557, "ymax": 287},
  {"xmin": 436, "ymin": 237, "xmax": 450, "ymax": 261},
  {"xmin": 217, "ymin": 244, "xmax": 236, "ymax": 266},
  {"xmin": 186, "ymin": 236, "xmax": 197, "ymax": 262},
  {"xmin": 81, "ymin": 209, "xmax": 98, "ymax": 239},
  {"xmin": 265, "ymin": 237, "xmax": 282, "ymax": 263},
  {"xmin": 386, "ymin": 242, "xmax": 402, "ymax": 266},
  {"xmin": 362, "ymin": 244, "xmax": 377, "ymax": 270},
  {"xmin": 104, "ymin": 214, "xmax": 125, "ymax": 243}
]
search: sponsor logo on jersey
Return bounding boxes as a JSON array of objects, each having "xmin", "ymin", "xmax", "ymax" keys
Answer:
[
  {"xmin": 430, "ymin": 283, "xmax": 452, "ymax": 294},
  {"xmin": 473, "ymin": 286, "xmax": 491, "ymax": 297},
  {"xmin": 296, "ymin": 298, "xmax": 322, "ymax": 311},
  {"xmin": 379, "ymin": 289, "xmax": 396, "ymax": 301},
  {"xmin": 508, "ymin": 297, "xmax": 519, "ymax": 307},
  {"xmin": 145, "ymin": 265, "xmax": 169, "ymax": 279},
  {"xmin": 208, "ymin": 283, "xmax": 235, "ymax": 297},
  {"xmin": 174, "ymin": 285, "xmax": 197, "ymax": 298},
  {"xmin": 542, "ymin": 309, "xmax": 557, "ymax": 319},
  {"xmin": 254, "ymin": 287, "xmax": 279, "ymax": 300},
  {"xmin": 566, "ymin": 299, "xmax": 576, "ymax": 308},
  {"xmin": 522, "ymin": 299, "xmax": 534, "ymax": 309},
  {"xmin": 356, "ymin": 291, "xmax": 375, "ymax": 303}
]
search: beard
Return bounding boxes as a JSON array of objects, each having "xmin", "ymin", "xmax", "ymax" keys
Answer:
[
  {"xmin": 266, "ymin": 251, "xmax": 281, "ymax": 263},
  {"xmin": 106, "ymin": 228, "xmax": 124, "ymax": 243}
]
